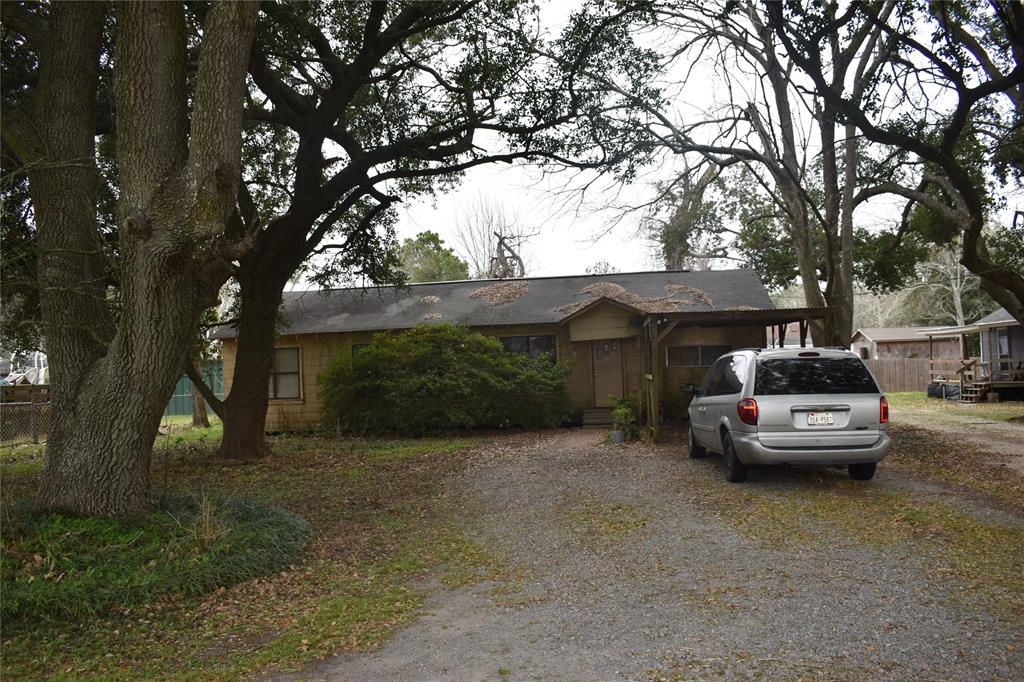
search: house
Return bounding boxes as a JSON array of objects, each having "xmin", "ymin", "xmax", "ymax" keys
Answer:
[
  {"xmin": 920, "ymin": 308, "xmax": 1023, "ymax": 402},
  {"xmin": 212, "ymin": 269, "xmax": 826, "ymax": 437},
  {"xmin": 850, "ymin": 327, "xmax": 960, "ymax": 360},
  {"xmin": 974, "ymin": 308, "xmax": 1023, "ymax": 379}
]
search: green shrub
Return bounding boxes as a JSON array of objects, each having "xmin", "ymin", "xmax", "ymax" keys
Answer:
[
  {"xmin": 0, "ymin": 496, "xmax": 310, "ymax": 625},
  {"xmin": 319, "ymin": 324, "xmax": 571, "ymax": 433}
]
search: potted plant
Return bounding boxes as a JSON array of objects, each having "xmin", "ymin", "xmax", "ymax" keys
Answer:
[{"xmin": 609, "ymin": 395, "xmax": 638, "ymax": 443}]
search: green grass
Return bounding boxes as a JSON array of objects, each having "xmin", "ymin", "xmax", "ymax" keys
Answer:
[
  {"xmin": 158, "ymin": 414, "xmax": 223, "ymax": 427},
  {"xmin": 0, "ymin": 429, "xmax": 495, "ymax": 680},
  {"xmin": 888, "ymin": 391, "xmax": 1024, "ymax": 422}
]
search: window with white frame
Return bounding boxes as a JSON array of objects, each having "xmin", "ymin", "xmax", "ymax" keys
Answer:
[{"xmin": 269, "ymin": 347, "xmax": 300, "ymax": 399}]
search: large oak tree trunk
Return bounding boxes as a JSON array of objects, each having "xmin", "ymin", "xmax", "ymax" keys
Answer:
[{"xmin": 17, "ymin": 1, "xmax": 258, "ymax": 517}]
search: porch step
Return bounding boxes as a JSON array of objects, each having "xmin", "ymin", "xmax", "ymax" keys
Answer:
[
  {"xmin": 959, "ymin": 382, "xmax": 990, "ymax": 403},
  {"xmin": 582, "ymin": 408, "xmax": 614, "ymax": 428}
]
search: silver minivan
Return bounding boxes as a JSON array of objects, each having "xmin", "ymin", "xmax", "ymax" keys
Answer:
[{"xmin": 686, "ymin": 348, "xmax": 890, "ymax": 482}]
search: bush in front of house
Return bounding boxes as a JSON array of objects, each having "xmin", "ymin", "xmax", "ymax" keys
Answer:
[
  {"xmin": 0, "ymin": 495, "xmax": 310, "ymax": 625},
  {"xmin": 319, "ymin": 324, "xmax": 571, "ymax": 433}
]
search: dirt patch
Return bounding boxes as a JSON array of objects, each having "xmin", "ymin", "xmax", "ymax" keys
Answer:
[
  {"xmin": 555, "ymin": 282, "xmax": 715, "ymax": 315},
  {"xmin": 469, "ymin": 280, "xmax": 528, "ymax": 305},
  {"xmin": 893, "ymin": 407, "xmax": 1024, "ymax": 477}
]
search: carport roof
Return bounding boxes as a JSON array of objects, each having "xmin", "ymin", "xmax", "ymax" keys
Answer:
[{"xmin": 212, "ymin": 269, "xmax": 790, "ymax": 339}]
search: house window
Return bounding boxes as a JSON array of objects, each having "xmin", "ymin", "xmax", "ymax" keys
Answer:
[
  {"xmin": 269, "ymin": 347, "xmax": 300, "ymax": 399},
  {"xmin": 859, "ymin": 347, "xmax": 869, "ymax": 360},
  {"xmin": 666, "ymin": 344, "xmax": 731, "ymax": 367},
  {"xmin": 500, "ymin": 335, "xmax": 556, "ymax": 360},
  {"xmin": 997, "ymin": 328, "xmax": 1011, "ymax": 358}
]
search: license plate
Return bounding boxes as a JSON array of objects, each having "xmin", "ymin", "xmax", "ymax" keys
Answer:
[{"xmin": 807, "ymin": 411, "xmax": 834, "ymax": 425}]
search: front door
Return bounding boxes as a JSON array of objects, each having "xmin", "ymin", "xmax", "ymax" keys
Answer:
[{"xmin": 593, "ymin": 339, "xmax": 624, "ymax": 406}]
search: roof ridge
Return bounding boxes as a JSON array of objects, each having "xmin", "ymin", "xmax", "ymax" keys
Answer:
[{"xmin": 284, "ymin": 268, "xmax": 757, "ymax": 295}]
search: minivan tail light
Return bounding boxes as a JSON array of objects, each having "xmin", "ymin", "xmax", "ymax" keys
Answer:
[
  {"xmin": 737, "ymin": 398, "xmax": 758, "ymax": 426},
  {"xmin": 880, "ymin": 396, "xmax": 889, "ymax": 424}
]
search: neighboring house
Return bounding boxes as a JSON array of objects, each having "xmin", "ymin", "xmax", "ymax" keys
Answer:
[
  {"xmin": 921, "ymin": 308, "xmax": 1024, "ymax": 401},
  {"xmin": 212, "ymin": 269, "xmax": 825, "ymax": 436},
  {"xmin": 972, "ymin": 309, "xmax": 1023, "ymax": 380},
  {"xmin": 850, "ymin": 327, "xmax": 959, "ymax": 360}
]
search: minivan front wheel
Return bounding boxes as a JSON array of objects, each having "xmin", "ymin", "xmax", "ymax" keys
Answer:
[
  {"xmin": 687, "ymin": 425, "xmax": 707, "ymax": 459},
  {"xmin": 722, "ymin": 434, "xmax": 748, "ymax": 483},
  {"xmin": 849, "ymin": 462, "xmax": 877, "ymax": 481}
]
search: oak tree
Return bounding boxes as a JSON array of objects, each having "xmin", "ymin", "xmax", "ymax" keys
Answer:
[{"xmin": 2, "ymin": 1, "xmax": 259, "ymax": 516}]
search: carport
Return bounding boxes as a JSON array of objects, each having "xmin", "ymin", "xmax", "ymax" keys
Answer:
[{"xmin": 641, "ymin": 307, "xmax": 830, "ymax": 441}]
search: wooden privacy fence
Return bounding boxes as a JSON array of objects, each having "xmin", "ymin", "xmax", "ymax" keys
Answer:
[{"xmin": 864, "ymin": 358, "xmax": 932, "ymax": 393}]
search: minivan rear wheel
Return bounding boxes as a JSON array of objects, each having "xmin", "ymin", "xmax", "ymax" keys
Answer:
[
  {"xmin": 849, "ymin": 462, "xmax": 877, "ymax": 481},
  {"xmin": 722, "ymin": 434, "xmax": 748, "ymax": 483},
  {"xmin": 687, "ymin": 425, "xmax": 707, "ymax": 459}
]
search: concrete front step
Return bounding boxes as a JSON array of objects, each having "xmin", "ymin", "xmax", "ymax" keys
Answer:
[{"xmin": 582, "ymin": 408, "xmax": 614, "ymax": 428}]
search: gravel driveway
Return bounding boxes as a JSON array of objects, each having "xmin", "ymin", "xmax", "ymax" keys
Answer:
[{"xmin": 287, "ymin": 429, "xmax": 1024, "ymax": 681}]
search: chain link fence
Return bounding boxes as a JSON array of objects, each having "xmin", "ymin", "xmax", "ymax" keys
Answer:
[{"xmin": 0, "ymin": 400, "xmax": 51, "ymax": 445}]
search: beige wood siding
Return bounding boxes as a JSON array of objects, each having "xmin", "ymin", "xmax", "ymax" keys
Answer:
[
  {"xmin": 659, "ymin": 326, "xmax": 765, "ymax": 421},
  {"xmin": 567, "ymin": 302, "xmax": 642, "ymax": 342},
  {"xmin": 223, "ymin": 324, "xmax": 590, "ymax": 432},
  {"xmin": 221, "ymin": 320, "xmax": 768, "ymax": 431}
]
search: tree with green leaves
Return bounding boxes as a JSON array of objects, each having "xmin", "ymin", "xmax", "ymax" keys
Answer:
[
  {"xmin": 398, "ymin": 231, "xmax": 469, "ymax": 283},
  {"xmin": 183, "ymin": 1, "xmax": 656, "ymax": 460},
  {"xmin": 1, "ymin": 1, "xmax": 258, "ymax": 516}
]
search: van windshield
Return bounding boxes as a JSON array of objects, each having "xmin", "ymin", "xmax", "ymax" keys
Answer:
[{"xmin": 754, "ymin": 358, "xmax": 879, "ymax": 395}]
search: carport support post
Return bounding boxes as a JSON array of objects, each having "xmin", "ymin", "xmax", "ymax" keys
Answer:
[
  {"xmin": 651, "ymin": 318, "xmax": 681, "ymax": 443},
  {"xmin": 799, "ymin": 319, "xmax": 808, "ymax": 347},
  {"xmin": 650, "ymin": 321, "xmax": 661, "ymax": 442}
]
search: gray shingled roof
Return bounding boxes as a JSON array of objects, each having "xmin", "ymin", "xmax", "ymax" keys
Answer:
[
  {"xmin": 212, "ymin": 269, "xmax": 775, "ymax": 339},
  {"xmin": 974, "ymin": 308, "xmax": 1018, "ymax": 327}
]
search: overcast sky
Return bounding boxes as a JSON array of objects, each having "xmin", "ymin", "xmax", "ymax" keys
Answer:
[{"xmin": 392, "ymin": 162, "xmax": 656, "ymax": 278}]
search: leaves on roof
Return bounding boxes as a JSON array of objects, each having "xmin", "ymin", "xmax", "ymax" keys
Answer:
[
  {"xmin": 555, "ymin": 282, "xmax": 716, "ymax": 315},
  {"xmin": 469, "ymin": 280, "xmax": 528, "ymax": 305},
  {"xmin": 420, "ymin": 296, "xmax": 441, "ymax": 305}
]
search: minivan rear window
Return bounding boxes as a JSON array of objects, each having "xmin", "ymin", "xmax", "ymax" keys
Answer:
[{"xmin": 754, "ymin": 358, "xmax": 879, "ymax": 395}]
